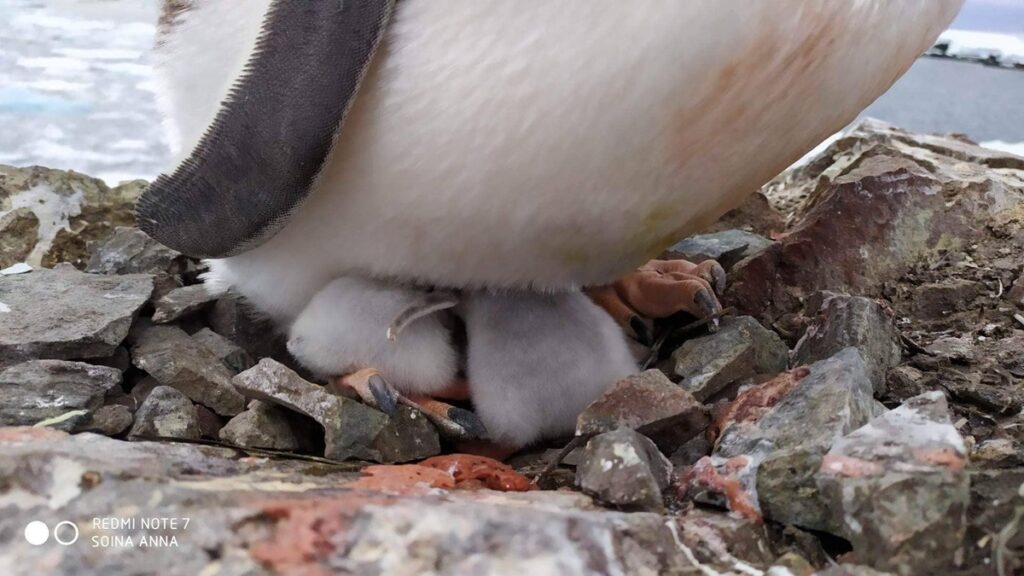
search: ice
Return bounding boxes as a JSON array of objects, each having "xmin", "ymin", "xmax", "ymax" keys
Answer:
[{"xmin": 934, "ymin": 29, "xmax": 1024, "ymax": 66}]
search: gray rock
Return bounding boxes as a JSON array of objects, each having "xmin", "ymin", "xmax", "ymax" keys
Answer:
[
  {"xmin": 129, "ymin": 385, "xmax": 201, "ymax": 440},
  {"xmin": 971, "ymin": 438, "xmax": 1022, "ymax": 469},
  {"xmin": 152, "ymin": 284, "xmax": 218, "ymax": 324},
  {"xmin": 191, "ymin": 328, "xmax": 255, "ymax": 374},
  {"xmin": 576, "ymin": 427, "xmax": 672, "ymax": 511},
  {"xmin": 793, "ymin": 292, "xmax": 901, "ymax": 395},
  {"xmin": 0, "ymin": 268, "xmax": 152, "ymax": 365},
  {"xmin": 0, "ymin": 165, "xmax": 145, "ymax": 269},
  {"xmin": 912, "ymin": 279, "xmax": 986, "ymax": 319},
  {"xmin": 0, "ymin": 360, "xmax": 121, "ymax": 430},
  {"xmin": 576, "ymin": 369, "xmax": 709, "ymax": 451},
  {"xmin": 76, "ymin": 404, "xmax": 133, "ymax": 436},
  {"xmin": 924, "ymin": 335, "xmax": 975, "ymax": 362},
  {"xmin": 686, "ymin": 348, "xmax": 879, "ymax": 526},
  {"xmin": 194, "ymin": 405, "xmax": 224, "ymax": 439},
  {"xmin": 671, "ymin": 316, "xmax": 789, "ymax": 400},
  {"xmin": 207, "ymin": 292, "xmax": 292, "ymax": 363},
  {"xmin": 89, "ymin": 346, "xmax": 132, "ymax": 373},
  {"xmin": 814, "ymin": 567, "xmax": 895, "ymax": 576},
  {"xmin": 0, "ymin": 207, "xmax": 38, "ymax": 268},
  {"xmin": 818, "ymin": 392, "xmax": 969, "ymax": 575},
  {"xmin": 0, "ymin": 428, "xmax": 737, "ymax": 575},
  {"xmin": 674, "ymin": 507, "xmax": 777, "ymax": 570},
  {"xmin": 665, "ymin": 229, "xmax": 772, "ymax": 270},
  {"xmin": 129, "ymin": 324, "xmax": 246, "ymax": 416},
  {"xmin": 668, "ymin": 434, "xmax": 713, "ymax": 468},
  {"xmin": 1008, "ymin": 272, "xmax": 1024, "ymax": 307},
  {"xmin": 128, "ymin": 375, "xmax": 160, "ymax": 409},
  {"xmin": 370, "ymin": 405, "xmax": 442, "ymax": 463},
  {"xmin": 219, "ymin": 401, "xmax": 303, "ymax": 451},
  {"xmin": 729, "ymin": 119, "xmax": 1024, "ymax": 323},
  {"xmin": 232, "ymin": 358, "xmax": 387, "ymax": 461},
  {"xmin": 966, "ymin": 469, "xmax": 1024, "ymax": 575},
  {"xmin": 85, "ymin": 226, "xmax": 189, "ymax": 276}
]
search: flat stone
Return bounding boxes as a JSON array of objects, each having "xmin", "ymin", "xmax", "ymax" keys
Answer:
[
  {"xmin": 191, "ymin": 328, "xmax": 255, "ymax": 374},
  {"xmin": 369, "ymin": 405, "xmax": 441, "ymax": 463},
  {"xmin": 76, "ymin": 404, "xmax": 133, "ymax": 436},
  {"xmin": 0, "ymin": 427, "xmax": 748, "ymax": 575},
  {"xmin": 670, "ymin": 316, "xmax": 789, "ymax": 400},
  {"xmin": 793, "ymin": 292, "xmax": 902, "ymax": 394},
  {"xmin": 232, "ymin": 359, "xmax": 388, "ymax": 461},
  {"xmin": 0, "ymin": 268, "xmax": 152, "ymax": 365},
  {"xmin": 85, "ymin": 226, "xmax": 190, "ymax": 276},
  {"xmin": 0, "ymin": 360, "xmax": 121, "ymax": 430},
  {"xmin": 576, "ymin": 369, "xmax": 709, "ymax": 451},
  {"xmin": 924, "ymin": 335, "xmax": 976, "ymax": 362},
  {"xmin": 576, "ymin": 427, "xmax": 672, "ymax": 512},
  {"xmin": 128, "ymin": 385, "xmax": 201, "ymax": 440},
  {"xmin": 152, "ymin": 284, "xmax": 218, "ymax": 323},
  {"xmin": 912, "ymin": 279, "xmax": 986, "ymax": 319},
  {"xmin": 219, "ymin": 401, "xmax": 304, "ymax": 451},
  {"xmin": 971, "ymin": 438, "xmax": 1022, "ymax": 469},
  {"xmin": 0, "ymin": 207, "xmax": 38, "ymax": 268},
  {"xmin": 665, "ymin": 229, "xmax": 772, "ymax": 270},
  {"xmin": 129, "ymin": 324, "xmax": 246, "ymax": 416},
  {"xmin": 815, "ymin": 567, "xmax": 895, "ymax": 576},
  {"xmin": 818, "ymin": 392, "xmax": 969, "ymax": 575}
]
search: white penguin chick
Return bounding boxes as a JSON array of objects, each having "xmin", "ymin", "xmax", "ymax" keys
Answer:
[
  {"xmin": 140, "ymin": 0, "xmax": 964, "ymax": 449},
  {"xmin": 462, "ymin": 290, "xmax": 637, "ymax": 447}
]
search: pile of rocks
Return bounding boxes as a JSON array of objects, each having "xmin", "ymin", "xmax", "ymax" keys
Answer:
[
  {"xmin": 0, "ymin": 232, "xmax": 442, "ymax": 466},
  {"xmin": 1, "ymin": 120, "xmax": 1023, "ymax": 575}
]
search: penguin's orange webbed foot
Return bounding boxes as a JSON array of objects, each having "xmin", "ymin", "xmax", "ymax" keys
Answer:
[
  {"xmin": 336, "ymin": 369, "xmax": 487, "ymax": 440},
  {"xmin": 587, "ymin": 258, "xmax": 726, "ymax": 343}
]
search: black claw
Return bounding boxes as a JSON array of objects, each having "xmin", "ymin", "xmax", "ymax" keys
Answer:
[
  {"xmin": 447, "ymin": 406, "xmax": 489, "ymax": 440},
  {"xmin": 710, "ymin": 263, "xmax": 727, "ymax": 295},
  {"xmin": 368, "ymin": 374, "xmax": 399, "ymax": 415},
  {"xmin": 630, "ymin": 315, "xmax": 654, "ymax": 346},
  {"xmin": 694, "ymin": 289, "xmax": 722, "ymax": 332}
]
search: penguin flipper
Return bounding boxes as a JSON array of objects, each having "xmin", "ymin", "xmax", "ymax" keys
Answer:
[{"xmin": 137, "ymin": 0, "xmax": 396, "ymax": 258}]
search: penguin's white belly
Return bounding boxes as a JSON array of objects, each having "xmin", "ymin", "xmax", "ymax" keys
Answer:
[{"xmin": 161, "ymin": 1, "xmax": 960, "ymax": 322}]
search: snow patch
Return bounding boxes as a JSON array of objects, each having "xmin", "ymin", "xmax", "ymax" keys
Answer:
[
  {"xmin": 611, "ymin": 441, "xmax": 643, "ymax": 467},
  {"xmin": 1, "ymin": 184, "xmax": 84, "ymax": 266},
  {"xmin": 933, "ymin": 29, "xmax": 1024, "ymax": 66},
  {"xmin": 981, "ymin": 140, "xmax": 1024, "ymax": 157},
  {"xmin": 0, "ymin": 263, "xmax": 33, "ymax": 275}
]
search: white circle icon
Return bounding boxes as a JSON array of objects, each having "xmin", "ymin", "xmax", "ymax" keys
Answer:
[
  {"xmin": 24, "ymin": 521, "xmax": 49, "ymax": 546},
  {"xmin": 53, "ymin": 521, "xmax": 79, "ymax": 546}
]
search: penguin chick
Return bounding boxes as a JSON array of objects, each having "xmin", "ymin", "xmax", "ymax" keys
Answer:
[{"xmin": 462, "ymin": 289, "xmax": 636, "ymax": 447}]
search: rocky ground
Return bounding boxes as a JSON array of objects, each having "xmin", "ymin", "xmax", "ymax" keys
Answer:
[{"xmin": 1, "ymin": 119, "xmax": 1022, "ymax": 575}]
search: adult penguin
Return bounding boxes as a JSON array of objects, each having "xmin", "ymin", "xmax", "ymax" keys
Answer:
[{"xmin": 140, "ymin": 0, "xmax": 962, "ymax": 449}]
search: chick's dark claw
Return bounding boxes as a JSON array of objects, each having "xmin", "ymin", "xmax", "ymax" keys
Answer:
[{"xmin": 337, "ymin": 369, "xmax": 487, "ymax": 440}]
